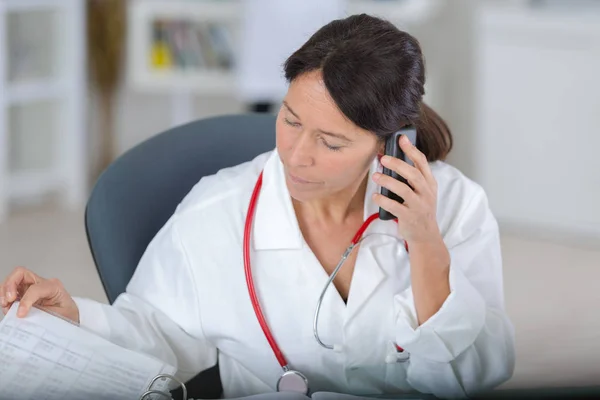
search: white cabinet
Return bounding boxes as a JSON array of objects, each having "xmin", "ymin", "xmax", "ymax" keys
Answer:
[
  {"xmin": 0, "ymin": 0, "xmax": 86, "ymax": 220},
  {"xmin": 473, "ymin": 4, "xmax": 600, "ymax": 241}
]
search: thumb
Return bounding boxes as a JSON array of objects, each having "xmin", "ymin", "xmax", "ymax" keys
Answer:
[{"xmin": 17, "ymin": 280, "xmax": 61, "ymax": 318}]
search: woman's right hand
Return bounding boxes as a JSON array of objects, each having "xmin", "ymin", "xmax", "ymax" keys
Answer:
[{"xmin": 0, "ymin": 267, "xmax": 79, "ymax": 323}]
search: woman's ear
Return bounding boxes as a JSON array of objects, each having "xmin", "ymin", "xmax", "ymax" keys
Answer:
[{"xmin": 376, "ymin": 140, "xmax": 386, "ymax": 161}]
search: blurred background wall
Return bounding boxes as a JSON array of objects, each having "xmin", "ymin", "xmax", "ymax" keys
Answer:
[{"xmin": 1, "ymin": 0, "xmax": 599, "ymax": 392}]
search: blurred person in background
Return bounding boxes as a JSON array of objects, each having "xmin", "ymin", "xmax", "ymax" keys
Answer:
[
  {"xmin": 238, "ymin": 0, "xmax": 346, "ymax": 113},
  {"xmin": 1, "ymin": 14, "xmax": 515, "ymax": 400}
]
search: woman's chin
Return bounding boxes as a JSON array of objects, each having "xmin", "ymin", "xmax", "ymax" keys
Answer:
[{"xmin": 285, "ymin": 180, "xmax": 324, "ymax": 203}]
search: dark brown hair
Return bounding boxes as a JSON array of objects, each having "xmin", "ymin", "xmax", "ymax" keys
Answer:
[{"xmin": 283, "ymin": 14, "xmax": 453, "ymax": 161}]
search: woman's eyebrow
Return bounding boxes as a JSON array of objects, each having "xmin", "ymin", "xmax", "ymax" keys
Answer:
[
  {"xmin": 317, "ymin": 129, "xmax": 352, "ymax": 142},
  {"xmin": 282, "ymin": 101, "xmax": 300, "ymax": 119}
]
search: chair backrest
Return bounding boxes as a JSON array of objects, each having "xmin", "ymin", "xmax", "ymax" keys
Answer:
[
  {"xmin": 85, "ymin": 113, "xmax": 276, "ymax": 304},
  {"xmin": 85, "ymin": 114, "xmax": 276, "ymax": 399}
]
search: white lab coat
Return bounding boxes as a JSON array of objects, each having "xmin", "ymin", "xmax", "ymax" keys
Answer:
[
  {"xmin": 236, "ymin": 0, "xmax": 346, "ymax": 103},
  {"xmin": 74, "ymin": 150, "xmax": 515, "ymax": 399}
]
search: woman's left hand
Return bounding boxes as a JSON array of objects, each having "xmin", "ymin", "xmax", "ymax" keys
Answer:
[{"xmin": 372, "ymin": 134, "xmax": 440, "ymax": 244}]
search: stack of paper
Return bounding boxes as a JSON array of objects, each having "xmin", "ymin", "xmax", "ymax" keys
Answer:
[{"xmin": 0, "ymin": 302, "xmax": 176, "ymax": 400}]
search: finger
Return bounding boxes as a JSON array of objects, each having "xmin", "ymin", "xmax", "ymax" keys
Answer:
[
  {"xmin": 2, "ymin": 267, "xmax": 40, "ymax": 305},
  {"xmin": 372, "ymin": 192, "xmax": 407, "ymax": 219},
  {"xmin": 0, "ymin": 284, "xmax": 5, "ymax": 308},
  {"xmin": 17, "ymin": 280, "xmax": 60, "ymax": 318},
  {"xmin": 380, "ymin": 155, "xmax": 427, "ymax": 193},
  {"xmin": 373, "ymin": 173, "xmax": 418, "ymax": 206},
  {"xmin": 399, "ymin": 135, "xmax": 437, "ymax": 189}
]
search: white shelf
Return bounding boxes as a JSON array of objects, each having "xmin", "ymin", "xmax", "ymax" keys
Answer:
[
  {"xmin": 5, "ymin": 80, "xmax": 64, "ymax": 105},
  {"xmin": 134, "ymin": 69, "xmax": 235, "ymax": 93},
  {"xmin": 0, "ymin": 0, "xmax": 87, "ymax": 220},
  {"xmin": 128, "ymin": 0, "xmax": 239, "ymax": 94},
  {"xmin": 5, "ymin": 0, "xmax": 65, "ymax": 12},
  {"xmin": 133, "ymin": 0, "xmax": 238, "ymax": 21},
  {"xmin": 8, "ymin": 169, "xmax": 60, "ymax": 201}
]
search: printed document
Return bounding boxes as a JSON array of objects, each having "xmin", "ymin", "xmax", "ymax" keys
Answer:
[{"xmin": 0, "ymin": 302, "xmax": 176, "ymax": 400}]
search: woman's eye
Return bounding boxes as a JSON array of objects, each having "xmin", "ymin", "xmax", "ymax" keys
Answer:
[
  {"xmin": 284, "ymin": 118, "xmax": 301, "ymax": 127},
  {"xmin": 283, "ymin": 118, "xmax": 342, "ymax": 151},
  {"xmin": 321, "ymin": 139, "xmax": 342, "ymax": 152}
]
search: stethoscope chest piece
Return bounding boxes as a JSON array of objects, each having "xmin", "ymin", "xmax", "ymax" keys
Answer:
[
  {"xmin": 385, "ymin": 341, "xmax": 410, "ymax": 364},
  {"xmin": 395, "ymin": 350, "xmax": 410, "ymax": 362},
  {"xmin": 277, "ymin": 369, "xmax": 309, "ymax": 394}
]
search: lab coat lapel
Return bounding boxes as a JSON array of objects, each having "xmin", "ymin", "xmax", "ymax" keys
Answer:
[
  {"xmin": 252, "ymin": 150, "xmax": 303, "ymax": 251},
  {"xmin": 345, "ymin": 157, "xmax": 402, "ymax": 325},
  {"xmin": 345, "ymin": 242, "xmax": 387, "ymax": 325}
]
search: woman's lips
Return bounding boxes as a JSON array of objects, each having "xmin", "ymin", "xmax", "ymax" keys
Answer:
[{"xmin": 288, "ymin": 172, "xmax": 317, "ymax": 185}]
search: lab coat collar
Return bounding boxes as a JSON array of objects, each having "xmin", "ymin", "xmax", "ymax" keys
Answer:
[{"xmin": 252, "ymin": 150, "xmax": 304, "ymax": 251}]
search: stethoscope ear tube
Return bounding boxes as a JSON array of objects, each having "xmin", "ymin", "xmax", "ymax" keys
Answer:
[
  {"xmin": 312, "ymin": 230, "xmax": 408, "ymax": 351},
  {"xmin": 244, "ymin": 173, "xmax": 309, "ymax": 395},
  {"xmin": 244, "ymin": 173, "xmax": 289, "ymax": 369},
  {"xmin": 313, "ymin": 244, "xmax": 355, "ymax": 350}
]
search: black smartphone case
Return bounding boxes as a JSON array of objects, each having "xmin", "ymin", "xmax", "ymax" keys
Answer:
[{"xmin": 378, "ymin": 126, "xmax": 418, "ymax": 221}]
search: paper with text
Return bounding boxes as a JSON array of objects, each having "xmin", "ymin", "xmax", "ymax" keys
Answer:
[{"xmin": 0, "ymin": 302, "xmax": 176, "ymax": 400}]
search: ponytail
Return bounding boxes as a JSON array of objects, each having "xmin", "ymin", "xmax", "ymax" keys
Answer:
[{"xmin": 415, "ymin": 103, "xmax": 453, "ymax": 161}]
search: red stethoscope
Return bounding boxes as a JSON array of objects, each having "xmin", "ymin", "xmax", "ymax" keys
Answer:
[{"xmin": 244, "ymin": 171, "xmax": 409, "ymax": 394}]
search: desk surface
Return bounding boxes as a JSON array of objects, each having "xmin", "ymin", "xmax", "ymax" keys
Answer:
[
  {"xmin": 472, "ymin": 386, "xmax": 600, "ymax": 399},
  {"xmin": 168, "ymin": 386, "xmax": 600, "ymax": 400}
]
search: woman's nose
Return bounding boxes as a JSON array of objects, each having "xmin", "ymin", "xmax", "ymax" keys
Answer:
[{"xmin": 288, "ymin": 134, "xmax": 315, "ymax": 167}]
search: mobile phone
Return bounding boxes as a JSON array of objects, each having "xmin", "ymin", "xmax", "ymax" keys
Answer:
[{"xmin": 378, "ymin": 126, "xmax": 418, "ymax": 221}]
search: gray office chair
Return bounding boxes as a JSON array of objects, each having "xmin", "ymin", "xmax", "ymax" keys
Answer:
[{"xmin": 85, "ymin": 113, "xmax": 276, "ymax": 399}]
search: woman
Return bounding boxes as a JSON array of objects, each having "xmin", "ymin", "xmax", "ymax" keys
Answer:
[{"xmin": 0, "ymin": 14, "xmax": 515, "ymax": 399}]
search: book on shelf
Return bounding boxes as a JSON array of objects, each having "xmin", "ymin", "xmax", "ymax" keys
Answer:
[{"xmin": 149, "ymin": 18, "xmax": 235, "ymax": 72}]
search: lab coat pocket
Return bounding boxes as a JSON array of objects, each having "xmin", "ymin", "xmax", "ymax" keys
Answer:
[{"xmin": 384, "ymin": 341, "xmax": 412, "ymax": 393}]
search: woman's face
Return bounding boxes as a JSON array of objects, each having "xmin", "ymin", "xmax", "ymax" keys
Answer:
[{"xmin": 276, "ymin": 71, "xmax": 381, "ymax": 203}]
